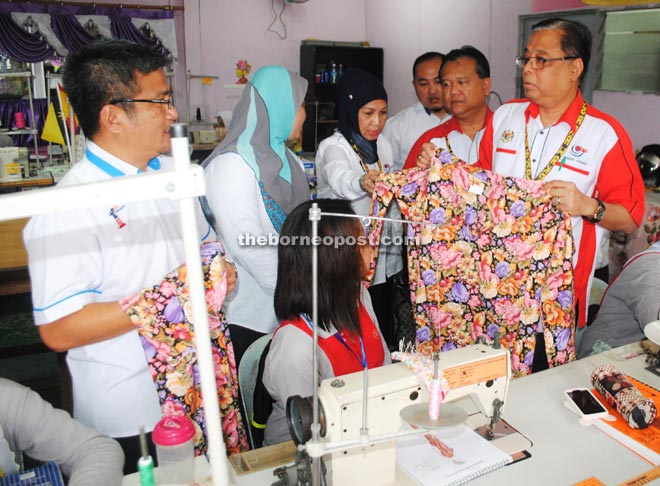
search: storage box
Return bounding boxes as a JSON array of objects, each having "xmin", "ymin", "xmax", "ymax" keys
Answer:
[
  {"xmin": 191, "ymin": 130, "xmax": 218, "ymax": 145},
  {"xmin": 0, "ymin": 147, "xmax": 28, "ymax": 180}
]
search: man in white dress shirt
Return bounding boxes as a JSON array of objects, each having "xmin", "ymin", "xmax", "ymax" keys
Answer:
[
  {"xmin": 382, "ymin": 52, "xmax": 451, "ymax": 170},
  {"xmin": 22, "ymin": 39, "xmax": 221, "ymax": 474}
]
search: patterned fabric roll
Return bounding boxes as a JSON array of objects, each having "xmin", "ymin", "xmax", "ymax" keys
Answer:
[{"xmin": 591, "ymin": 364, "xmax": 657, "ymax": 429}]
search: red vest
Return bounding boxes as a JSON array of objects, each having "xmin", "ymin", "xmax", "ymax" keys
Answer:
[{"xmin": 277, "ymin": 305, "xmax": 386, "ymax": 376}]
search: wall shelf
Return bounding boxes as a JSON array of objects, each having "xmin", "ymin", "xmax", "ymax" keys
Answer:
[
  {"xmin": 186, "ymin": 72, "xmax": 220, "ymax": 127},
  {"xmin": 0, "ymin": 72, "xmax": 40, "ymax": 171},
  {"xmin": 299, "ymin": 43, "xmax": 383, "ymax": 152}
]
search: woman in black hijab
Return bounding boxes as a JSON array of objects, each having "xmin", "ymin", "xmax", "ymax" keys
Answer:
[{"xmin": 315, "ymin": 68, "xmax": 404, "ymax": 351}]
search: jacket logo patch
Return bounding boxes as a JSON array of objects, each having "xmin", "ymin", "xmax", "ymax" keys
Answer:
[
  {"xmin": 570, "ymin": 145, "xmax": 588, "ymax": 157},
  {"xmin": 500, "ymin": 130, "xmax": 514, "ymax": 143},
  {"xmin": 109, "ymin": 205, "xmax": 126, "ymax": 229}
]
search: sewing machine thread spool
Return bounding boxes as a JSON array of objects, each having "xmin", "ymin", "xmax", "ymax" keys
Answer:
[{"xmin": 14, "ymin": 112, "xmax": 25, "ymax": 129}]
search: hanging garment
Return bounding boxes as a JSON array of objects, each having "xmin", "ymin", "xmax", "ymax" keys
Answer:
[
  {"xmin": 368, "ymin": 151, "xmax": 576, "ymax": 376},
  {"xmin": 123, "ymin": 241, "xmax": 249, "ymax": 456}
]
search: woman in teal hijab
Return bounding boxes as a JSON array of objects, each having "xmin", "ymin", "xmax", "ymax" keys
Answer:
[{"xmin": 203, "ymin": 66, "xmax": 310, "ymax": 368}]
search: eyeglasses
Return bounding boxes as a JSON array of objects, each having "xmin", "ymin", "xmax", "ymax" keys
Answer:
[
  {"xmin": 108, "ymin": 91, "xmax": 175, "ymax": 109},
  {"xmin": 515, "ymin": 56, "xmax": 578, "ymax": 70}
]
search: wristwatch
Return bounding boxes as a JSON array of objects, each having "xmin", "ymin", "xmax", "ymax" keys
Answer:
[{"xmin": 584, "ymin": 198, "xmax": 605, "ymax": 223}]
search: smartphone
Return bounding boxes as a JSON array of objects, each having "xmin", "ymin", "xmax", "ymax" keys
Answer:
[{"xmin": 564, "ymin": 388, "xmax": 609, "ymax": 420}]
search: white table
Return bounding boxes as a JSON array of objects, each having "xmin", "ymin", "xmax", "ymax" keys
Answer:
[
  {"xmin": 125, "ymin": 343, "xmax": 660, "ymax": 485},
  {"xmin": 466, "ymin": 342, "xmax": 660, "ymax": 486}
]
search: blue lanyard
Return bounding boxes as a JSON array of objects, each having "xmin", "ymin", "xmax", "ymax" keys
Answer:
[
  {"xmin": 86, "ymin": 148, "xmax": 160, "ymax": 177},
  {"xmin": 301, "ymin": 313, "xmax": 367, "ymax": 368}
]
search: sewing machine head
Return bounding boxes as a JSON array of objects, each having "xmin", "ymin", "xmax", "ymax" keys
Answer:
[{"xmin": 285, "ymin": 343, "xmax": 510, "ymax": 485}]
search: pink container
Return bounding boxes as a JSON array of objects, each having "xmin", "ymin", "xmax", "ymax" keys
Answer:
[{"xmin": 152, "ymin": 416, "xmax": 195, "ymax": 484}]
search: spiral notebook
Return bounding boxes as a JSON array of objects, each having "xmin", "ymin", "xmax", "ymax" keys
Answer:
[{"xmin": 397, "ymin": 424, "xmax": 512, "ymax": 486}]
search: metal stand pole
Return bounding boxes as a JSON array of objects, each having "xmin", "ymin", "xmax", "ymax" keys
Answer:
[{"xmin": 170, "ymin": 123, "xmax": 229, "ymax": 486}]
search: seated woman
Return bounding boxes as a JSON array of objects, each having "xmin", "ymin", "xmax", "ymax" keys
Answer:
[
  {"xmin": 262, "ymin": 198, "xmax": 391, "ymax": 445},
  {"xmin": 315, "ymin": 68, "xmax": 405, "ymax": 350}
]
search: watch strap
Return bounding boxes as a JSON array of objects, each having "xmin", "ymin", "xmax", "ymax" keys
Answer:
[{"xmin": 584, "ymin": 198, "xmax": 605, "ymax": 223}]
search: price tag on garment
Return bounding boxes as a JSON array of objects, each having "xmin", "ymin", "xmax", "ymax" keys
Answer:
[
  {"xmin": 468, "ymin": 183, "xmax": 484, "ymax": 195},
  {"xmin": 618, "ymin": 465, "xmax": 660, "ymax": 486}
]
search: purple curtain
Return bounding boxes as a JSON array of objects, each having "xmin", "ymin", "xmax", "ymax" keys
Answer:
[
  {"xmin": 110, "ymin": 16, "xmax": 171, "ymax": 60},
  {"xmin": 51, "ymin": 13, "xmax": 98, "ymax": 55},
  {"xmin": 0, "ymin": 13, "xmax": 55, "ymax": 62},
  {"xmin": 0, "ymin": 3, "xmax": 174, "ymax": 60},
  {"xmin": 0, "ymin": 99, "xmax": 48, "ymax": 146},
  {"xmin": 0, "ymin": 3, "xmax": 174, "ymax": 20}
]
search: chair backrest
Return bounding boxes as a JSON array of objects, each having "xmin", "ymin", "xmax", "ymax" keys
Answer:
[
  {"xmin": 589, "ymin": 277, "xmax": 608, "ymax": 307},
  {"xmin": 238, "ymin": 333, "xmax": 272, "ymax": 449}
]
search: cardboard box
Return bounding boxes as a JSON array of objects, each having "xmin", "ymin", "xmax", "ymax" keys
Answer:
[{"xmin": 191, "ymin": 129, "xmax": 218, "ymax": 145}]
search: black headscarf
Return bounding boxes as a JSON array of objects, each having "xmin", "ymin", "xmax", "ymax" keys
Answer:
[{"xmin": 336, "ymin": 68, "xmax": 387, "ymax": 166}]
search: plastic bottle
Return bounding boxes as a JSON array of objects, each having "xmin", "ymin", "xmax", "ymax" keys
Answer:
[
  {"xmin": 152, "ymin": 416, "xmax": 195, "ymax": 485},
  {"xmin": 337, "ymin": 63, "xmax": 344, "ymax": 80},
  {"xmin": 330, "ymin": 62, "xmax": 337, "ymax": 84},
  {"xmin": 322, "ymin": 63, "xmax": 330, "ymax": 84}
]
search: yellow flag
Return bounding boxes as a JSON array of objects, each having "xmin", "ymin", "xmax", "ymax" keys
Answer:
[
  {"xmin": 40, "ymin": 83, "xmax": 78, "ymax": 146},
  {"xmin": 41, "ymin": 101, "xmax": 64, "ymax": 145}
]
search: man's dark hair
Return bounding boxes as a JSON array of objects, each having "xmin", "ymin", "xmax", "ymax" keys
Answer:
[
  {"xmin": 62, "ymin": 39, "xmax": 168, "ymax": 139},
  {"xmin": 412, "ymin": 51, "xmax": 445, "ymax": 79},
  {"xmin": 275, "ymin": 199, "xmax": 365, "ymax": 336},
  {"xmin": 440, "ymin": 45, "xmax": 491, "ymax": 79},
  {"xmin": 531, "ymin": 18, "xmax": 592, "ymax": 83}
]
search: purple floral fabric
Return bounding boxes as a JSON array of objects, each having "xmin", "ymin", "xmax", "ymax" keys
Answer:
[
  {"xmin": 123, "ymin": 241, "xmax": 248, "ymax": 456},
  {"xmin": 368, "ymin": 151, "xmax": 576, "ymax": 376}
]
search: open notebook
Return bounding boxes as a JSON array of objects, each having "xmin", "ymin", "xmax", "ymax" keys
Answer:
[{"xmin": 397, "ymin": 424, "xmax": 512, "ymax": 486}]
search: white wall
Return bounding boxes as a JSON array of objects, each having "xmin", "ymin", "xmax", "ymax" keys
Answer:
[
  {"xmin": 7, "ymin": 0, "xmax": 654, "ymax": 149},
  {"xmin": 366, "ymin": 0, "xmax": 534, "ymax": 115},
  {"xmin": 96, "ymin": 0, "xmax": 657, "ymax": 151},
  {"xmin": 183, "ymin": 0, "xmax": 367, "ymax": 122},
  {"xmin": 363, "ymin": 0, "xmax": 659, "ymax": 150},
  {"xmin": 594, "ymin": 90, "xmax": 660, "ymax": 150}
]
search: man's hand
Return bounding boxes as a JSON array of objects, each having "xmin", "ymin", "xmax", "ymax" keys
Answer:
[
  {"xmin": 544, "ymin": 180, "xmax": 591, "ymax": 218},
  {"xmin": 415, "ymin": 143, "xmax": 437, "ymax": 170}
]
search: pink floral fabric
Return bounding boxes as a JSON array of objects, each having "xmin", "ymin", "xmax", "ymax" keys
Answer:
[
  {"xmin": 368, "ymin": 151, "xmax": 576, "ymax": 376},
  {"xmin": 123, "ymin": 241, "xmax": 248, "ymax": 456}
]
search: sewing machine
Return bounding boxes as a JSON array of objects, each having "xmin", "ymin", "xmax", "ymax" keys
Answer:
[{"xmin": 282, "ymin": 343, "xmax": 511, "ymax": 486}]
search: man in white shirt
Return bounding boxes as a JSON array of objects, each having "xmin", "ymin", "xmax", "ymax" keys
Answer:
[
  {"xmin": 382, "ymin": 52, "xmax": 451, "ymax": 170},
  {"xmin": 23, "ymin": 40, "xmax": 227, "ymax": 474}
]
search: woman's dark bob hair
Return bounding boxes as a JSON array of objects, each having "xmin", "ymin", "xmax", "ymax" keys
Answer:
[{"xmin": 274, "ymin": 198, "xmax": 367, "ymax": 335}]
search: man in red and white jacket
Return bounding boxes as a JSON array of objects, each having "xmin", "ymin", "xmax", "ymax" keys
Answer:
[
  {"xmin": 478, "ymin": 18, "xmax": 644, "ymax": 364},
  {"xmin": 404, "ymin": 45, "xmax": 492, "ymax": 168}
]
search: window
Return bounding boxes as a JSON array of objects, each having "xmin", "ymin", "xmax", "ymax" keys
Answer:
[{"xmin": 598, "ymin": 8, "xmax": 660, "ymax": 94}]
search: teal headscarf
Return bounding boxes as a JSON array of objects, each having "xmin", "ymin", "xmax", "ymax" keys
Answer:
[{"xmin": 203, "ymin": 66, "xmax": 309, "ymax": 233}]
